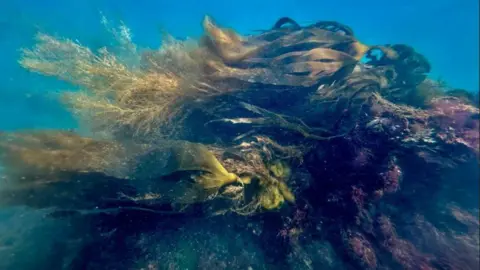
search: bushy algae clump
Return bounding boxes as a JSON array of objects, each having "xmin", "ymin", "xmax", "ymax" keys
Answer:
[
  {"xmin": 19, "ymin": 19, "xmax": 219, "ymax": 140},
  {"xmin": 0, "ymin": 14, "xmax": 478, "ymax": 270}
]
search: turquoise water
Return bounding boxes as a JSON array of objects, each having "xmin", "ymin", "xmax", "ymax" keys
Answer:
[{"xmin": 0, "ymin": 0, "xmax": 478, "ymax": 130}]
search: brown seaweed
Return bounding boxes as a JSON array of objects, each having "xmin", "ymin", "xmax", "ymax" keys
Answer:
[{"xmin": 2, "ymin": 14, "xmax": 478, "ymax": 270}]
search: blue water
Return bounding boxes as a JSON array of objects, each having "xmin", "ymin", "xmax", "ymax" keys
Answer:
[{"xmin": 0, "ymin": 0, "xmax": 478, "ymax": 130}]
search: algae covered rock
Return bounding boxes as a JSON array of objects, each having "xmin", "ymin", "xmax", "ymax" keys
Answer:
[{"xmin": 0, "ymin": 13, "xmax": 478, "ymax": 270}]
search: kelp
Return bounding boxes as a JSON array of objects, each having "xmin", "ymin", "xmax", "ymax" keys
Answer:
[
  {"xmin": 207, "ymin": 17, "xmax": 365, "ymax": 61},
  {"xmin": 3, "ymin": 14, "xmax": 479, "ymax": 270},
  {"xmin": 202, "ymin": 16, "xmax": 368, "ymax": 88},
  {"xmin": 17, "ymin": 15, "xmax": 428, "ymax": 143},
  {"xmin": 0, "ymin": 130, "xmax": 296, "ymax": 214},
  {"xmin": 207, "ymin": 102, "xmax": 342, "ymax": 141},
  {"xmin": 364, "ymin": 44, "xmax": 431, "ymax": 87}
]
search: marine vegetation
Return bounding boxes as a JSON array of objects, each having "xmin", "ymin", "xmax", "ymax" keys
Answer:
[{"xmin": 0, "ymin": 15, "xmax": 478, "ymax": 270}]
